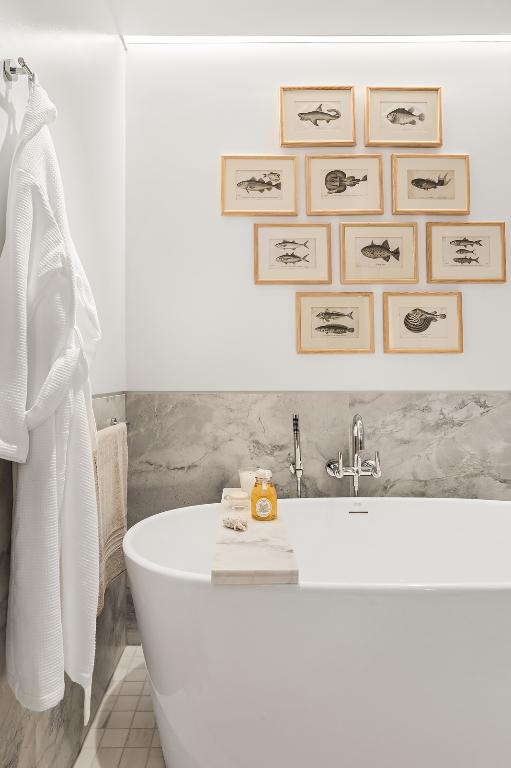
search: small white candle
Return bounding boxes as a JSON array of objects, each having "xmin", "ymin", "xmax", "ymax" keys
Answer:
[{"xmin": 239, "ymin": 467, "xmax": 258, "ymax": 496}]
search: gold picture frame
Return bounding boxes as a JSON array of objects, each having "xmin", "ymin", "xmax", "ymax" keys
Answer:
[
  {"xmin": 391, "ymin": 153, "xmax": 470, "ymax": 215},
  {"xmin": 383, "ymin": 291, "xmax": 463, "ymax": 354},
  {"xmin": 254, "ymin": 223, "xmax": 332, "ymax": 285},
  {"xmin": 296, "ymin": 291, "xmax": 375, "ymax": 354},
  {"xmin": 426, "ymin": 221, "xmax": 507, "ymax": 283},
  {"xmin": 340, "ymin": 222, "xmax": 419, "ymax": 284},
  {"xmin": 280, "ymin": 86, "xmax": 356, "ymax": 147},
  {"xmin": 306, "ymin": 154, "xmax": 384, "ymax": 216},
  {"xmin": 221, "ymin": 155, "xmax": 298, "ymax": 216},
  {"xmin": 365, "ymin": 86, "xmax": 443, "ymax": 147}
]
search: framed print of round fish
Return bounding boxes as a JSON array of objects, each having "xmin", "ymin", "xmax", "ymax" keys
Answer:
[
  {"xmin": 383, "ymin": 291, "xmax": 463, "ymax": 353},
  {"xmin": 280, "ymin": 86, "xmax": 356, "ymax": 147},
  {"xmin": 365, "ymin": 87, "xmax": 442, "ymax": 147}
]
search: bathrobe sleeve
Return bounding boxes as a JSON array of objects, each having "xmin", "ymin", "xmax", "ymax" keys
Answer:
[{"xmin": 0, "ymin": 164, "xmax": 31, "ymax": 463}]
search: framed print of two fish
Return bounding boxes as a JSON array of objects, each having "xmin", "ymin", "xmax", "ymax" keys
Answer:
[
  {"xmin": 392, "ymin": 154, "xmax": 470, "ymax": 215},
  {"xmin": 383, "ymin": 292, "xmax": 463, "ymax": 353},
  {"xmin": 221, "ymin": 155, "xmax": 298, "ymax": 216},
  {"xmin": 426, "ymin": 222, "xmax": 506, "ymax": 283},
  {"xmin": 254, "ymin": 224, "xmax": 332, "ymax": 285},
  {"xmin": 296, "ymin": 292, "xmax": 374, "ymax": 354},
  {"xmin": 365, "ymin": 87, "xmax": 442, "ymax": 147},
  {"xmin": 306, "ymin": 155, "xmax": 384, "ymax": 216},
  {"xmin": 280, "ymin": 86, "xmax": 356, "ymax": 147}
]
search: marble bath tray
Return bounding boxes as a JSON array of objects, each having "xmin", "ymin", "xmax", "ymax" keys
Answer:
[{"xmin": 211, "ymin": 508, "xmax": 299, "ymax": 586}]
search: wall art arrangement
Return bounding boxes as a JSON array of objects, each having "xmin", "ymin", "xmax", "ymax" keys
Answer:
[{"xmin": 221, "ymin": 84, "xmax": 507, "ymax": 354}]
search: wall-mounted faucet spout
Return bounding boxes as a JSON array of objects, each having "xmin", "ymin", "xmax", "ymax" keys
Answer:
[{"xmin": 326, "ymin": 414, "xmax": 381, "ymax": 497}]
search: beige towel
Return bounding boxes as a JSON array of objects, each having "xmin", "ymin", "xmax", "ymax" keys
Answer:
[{"xmin": 94, "ymin": 422, "xmax": 128, "ymax": 615}]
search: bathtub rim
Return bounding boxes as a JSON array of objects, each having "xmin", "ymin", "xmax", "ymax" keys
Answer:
[{"xmin": 123, "ymin": 497, "xmax": 511, "ymax": 592}]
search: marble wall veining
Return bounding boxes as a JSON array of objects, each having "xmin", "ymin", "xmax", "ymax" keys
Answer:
[
  {"xmin": 0, "ymin": 394, "xmax": 127, "ymax": 768},
  {"xmin": 127, "ymin": 390, "xmax": 511, "ymax": 528}
]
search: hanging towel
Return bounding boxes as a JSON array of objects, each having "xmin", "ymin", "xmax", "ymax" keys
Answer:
[
  {"xmin": 94, "ymin": 422, "xmax": 128, "ymax": 615},
  {"xmin": 0, "ymin": 79, "xmax": 101, "ymax": 722}
]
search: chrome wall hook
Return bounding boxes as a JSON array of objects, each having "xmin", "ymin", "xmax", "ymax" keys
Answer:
[{"xmin": 3, "ymin": 57, "xmax": 35, "ymax": 83}]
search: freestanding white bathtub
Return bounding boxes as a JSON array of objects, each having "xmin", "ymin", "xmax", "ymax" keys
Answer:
[{"xmin": 124, "ymin": 497, "xmax": 511, "ymax": 768}]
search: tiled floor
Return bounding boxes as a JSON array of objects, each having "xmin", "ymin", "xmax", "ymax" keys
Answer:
[{"xmin": 74, "ymin": 646, "xmax": 165, "ymax": 768}]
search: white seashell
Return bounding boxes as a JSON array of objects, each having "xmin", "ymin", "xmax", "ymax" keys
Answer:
[{"xmin": 223, "ymin": 517, "xmax": 248, "ymax": 532}]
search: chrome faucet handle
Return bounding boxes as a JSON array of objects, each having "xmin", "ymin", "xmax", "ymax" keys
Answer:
[
  {"xmin": 326, "ymin": 450, "xmax": 343, "ymax": 479},
  {"xmin": 361, "ymin": 451, "xmax": 381, "ymax": 479}
]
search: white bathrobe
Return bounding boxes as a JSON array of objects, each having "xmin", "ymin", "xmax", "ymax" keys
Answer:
[{"xmin": 0, "ymin": 80, "xmax": 101, "ymax": 720}]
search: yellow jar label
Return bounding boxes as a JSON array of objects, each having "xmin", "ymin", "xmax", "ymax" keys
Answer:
[{"xmin": 255, "ymin": 498, "xmax": 272, "ymax": 519}]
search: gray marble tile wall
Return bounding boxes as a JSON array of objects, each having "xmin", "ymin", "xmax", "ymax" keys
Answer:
[
  {"xmin": 0, "ymin": 393, "xmax": 127, "ymax": 768},
  {"xmin": 127, "ymin": 391, "xmax": 511, "ymax": 528}
]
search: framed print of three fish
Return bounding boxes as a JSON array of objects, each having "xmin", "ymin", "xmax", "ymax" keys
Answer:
[
  {"xmin": 254, "ymin": 224, "xmax": 332, "ymax": 285},
  {"xmin": 426, "ymin": 222, "xmax": 506, "ymax": 283},
  {"xmin": 221, "ymin": 155, "xmax": 298, "ymax": 216},
  {"xmin": 280, "ymin": 86, "xmax": 356, "ymax": 147},
  {"xmin": 383, "ymin": 292, "xmax": 463, "ymax": 354}
]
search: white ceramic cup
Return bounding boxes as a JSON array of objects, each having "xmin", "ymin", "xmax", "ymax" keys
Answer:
[{"xmin": 239, "ymin": 467, "xmax": 258, "ymax": 497}]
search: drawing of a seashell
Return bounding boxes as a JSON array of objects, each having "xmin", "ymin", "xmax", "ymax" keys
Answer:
[{"xmin": 404, "ymin": 307, "xmax": 447, "ymax": 333}]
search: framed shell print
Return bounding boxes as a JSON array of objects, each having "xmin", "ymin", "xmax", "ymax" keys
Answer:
[
  {"xmin": 221, "ymin": 155, "xmax": 298, "ymax": 216},
  {"xmin": 254, "ymin": 224, "xmax": 332, "ymax": 285},
  {"xmin": 383, "ymin": 291, "xmax": 463, "ymax": 353},
  {"xmin": 296, "ymin": 292, "xmax": 374, "ymax": 354},
  {"xmin": 426, "ymin": 222, "xmax": 506, "ymax": 283},
  {"xmin": 306, "ymin": 155, "xmax": 384, "ymax": 216},
  {"xmin": 340, "ymin": 222, "xmax": 418, "ymax": 284},
  {"xmin": 365, "ymin": 87, "xmax": 442, "ymax": 147},
  {"xmin": 392, "ymin": 154, "xmax": 470, "ymax": 215},
  {"xmin": 280, "ymin": 86, "xmax": 356, "ymax": 147}
]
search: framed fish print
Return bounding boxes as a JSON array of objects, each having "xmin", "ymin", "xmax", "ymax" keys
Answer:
[
  {"xmin": 296, "ymin": 292, "xmax": 374, "ymax": 354},
  {"xmin": 365, "ymin": 87, "xmax": 442, "ymax": 147},
  {"xmin": 426, "ymin": 222, "xmax": 506, "ymax": 283},
  {"xmin": 306, "ymin": 155, "xmax": 384, "ymax": 216},
  {"xmin": 254, "ymin": 224, "xmax": 332, "ymax": 285},
  {"xmin": 383, "ymin": 291, "xmax": 463, "ymax": 353},
  {"xmin": 340, "ymin": 222, "xmax": 418, "ymax": 284},
  {"xmin": 392, "ymin": 154, "xmax": 470, "ymax": 215},
  {"xmin": 221, "ymin": 155, "xmax": 298, "ymax": 216},
  {"xmin": 280, "ymin": 86, "xmax": 356, "ymax": 147}
]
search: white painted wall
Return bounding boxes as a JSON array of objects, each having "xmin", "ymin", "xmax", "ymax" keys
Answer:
[
  {"xmin": 113, "ymin": 0, "xmax": 511, "ymax": 36},
  {"xmin": 126, "ymin": 41, "xmax": 511, "ymax": 391},
  {"xmin": 0, "ymin": 3, "xmax": 126, "ymax": 394}
]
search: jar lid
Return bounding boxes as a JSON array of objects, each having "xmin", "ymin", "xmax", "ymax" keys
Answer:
[{"xmin": 256, "ymin": 468, "xmax": 272, "ymax": 480}]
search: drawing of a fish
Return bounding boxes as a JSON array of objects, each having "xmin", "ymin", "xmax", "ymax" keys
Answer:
[
  {"xmin": 316, "ymin": 309, "xmax": 354, "ymax": 322},
  {"xmin": 450, "ymin": 238, "xmax": 483, "ymax": 247},
  {"xmin": 237, "ymin": 176, "xmax": 281, "ymax": 193},
  {"xmin": 297, "ymin": 104, "xmax": 341, "ymax": 126},
  {"xmin": 275, "ymin": 253, "xmax": 310, "ymax": 265},
  {"xmin": 324, "ymin": 169, "xmax": 367, "ymax": 195},
  {"xmin": 455, "ymin": 248, "xmax": 476, "ymax": 255},
  {"xmin": 361, "ymin": 239, "xmax": 400, "ymax": 262},
  {"xmin": 275, "ymin": 239, "xmax": 309, "ymax": 251},
  {"xmin": 386, "ymin": 106, "xmax": 425, "ymax": 125},
  {"xmin": 453, "ymin": 256, "xmax": 479, "ymax": 264},
  {"xmin": 315, "ymin": 324, "xmax": 354, "ymax": 335},
  {"xmin": 404, "ymin": 308, "xmax": 446, "ymax": 333},
  {"xmin": 411, "ymin": 173, "xmax": 451, "ymax": 191}
]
